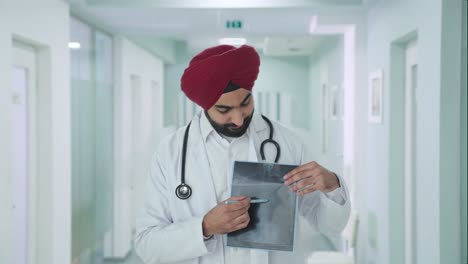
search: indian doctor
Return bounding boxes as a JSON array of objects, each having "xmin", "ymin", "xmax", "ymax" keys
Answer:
[{"xmin": 134, "ymin": 45, "xmax": 351, "ymax": 264}]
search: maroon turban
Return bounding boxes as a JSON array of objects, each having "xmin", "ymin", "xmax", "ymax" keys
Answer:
[{"xmin": 181, "ymin": 44, "xmax": 260, "ymax": 110}]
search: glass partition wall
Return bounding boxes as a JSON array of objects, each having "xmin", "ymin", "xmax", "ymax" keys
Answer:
[{"xmin": 70, "ymin": 17, "xmax": 114, "ymax": 263}]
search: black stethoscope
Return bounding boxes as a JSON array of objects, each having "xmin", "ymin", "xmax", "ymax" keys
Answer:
[{"xmin": 175, "ymin": 115, "xmax": 280, "ymax": 200}]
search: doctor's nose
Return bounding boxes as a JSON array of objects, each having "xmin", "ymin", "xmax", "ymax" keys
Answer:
[{"xmin": 230, "ymin": 110, "xmax": 245, "ymax": 127}]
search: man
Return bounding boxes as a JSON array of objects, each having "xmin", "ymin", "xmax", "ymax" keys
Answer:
[{"xmin": 135, "ymin": 45, "xmax": 350, "ymax": 264}]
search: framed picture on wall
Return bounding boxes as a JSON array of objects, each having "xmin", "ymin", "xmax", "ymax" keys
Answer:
[{"xmin": 368, "ymin": 69, "xmax": 383, "ymax": 123}]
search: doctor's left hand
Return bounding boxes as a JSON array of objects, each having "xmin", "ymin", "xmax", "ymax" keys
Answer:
[{"xmin": 283, "ymin": 161, "xmax": 340, "ymax": 196}]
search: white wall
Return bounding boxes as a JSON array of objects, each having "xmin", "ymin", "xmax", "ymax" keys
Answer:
[
  {"xmin": 308, "ymin": 38, "xmax": 344, "ymax": 174},
  {"xmin": 365, "ymin": 0, "xmax": 463, "ymax": 263},
  {"xmin": 164, "ymin": 55, "xmax": 191, "ymax": 126},
  {"xmin": 461, "ymin": 2, "xmax": 467, "ymax": 263},
  {"xmin": 438, "ymin": 1, "xmax": 463, "ymax": 263},
  {"xmin": 0, "ymin": 1, "xmax": 71, "ymax": 264},
  {"xmin": 112, "ymin": 36, "xmax": 165, "ymax": 257},
  {"xmin": 130, "ymin": 37, "xmax": 181, "ymax": 64},
  {"xmin": 255, "ymin": 56, "xmax": 310, "ymax": 129}
]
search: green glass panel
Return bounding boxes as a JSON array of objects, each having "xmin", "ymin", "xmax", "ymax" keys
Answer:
[{"xmin": 70, "ymin": 17, "xmax": 114, "ymax": 263}]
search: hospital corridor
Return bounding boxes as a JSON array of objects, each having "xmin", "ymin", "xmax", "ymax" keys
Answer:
[{"xmin": 0, "ymin": 0, "xmax": 466, "ymax": 264}]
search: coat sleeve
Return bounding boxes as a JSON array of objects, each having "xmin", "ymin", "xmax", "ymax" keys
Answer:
[
  {"xmin": 134, "ymin": 154, "xmax": 215, "ymax": 263},
  {"xmin": 297, "ymin": 143, "xmax": 351, "ymax": 237}
]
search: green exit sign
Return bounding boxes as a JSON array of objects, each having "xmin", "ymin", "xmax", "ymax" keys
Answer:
[{"xmin": 226, "ymin": 20, "xmax": 243, "ymax": 29}]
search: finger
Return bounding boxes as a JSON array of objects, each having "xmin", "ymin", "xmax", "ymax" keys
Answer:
[
  {"xmin": 297, "ymin": 182, "xmax": 324, "ymax": 196},
  {"xmin": 232, "ymin": 212, "xmax": 250, "ymax": 225},
  {"xmin": 225, "ymin": 197, "xmax": 251, "ymax": 210},
  {"xmin": 284, "ymin": 169, "xmax": 313, "ymax": 186},
  {"xmin": 225, "ymin": 212, "xmax": 249, "ymax": 232},
  {"xmin": 225, "ymin": 199, "xmax": 250, "ymax": 215},
  {"xmin": 289, "ymin": 175, "xmax": 316, "ymax": 192},
  {"xmin": 230, "ymin": 196, "xmax": 248, "ymax": 201},
  {"xmin": 286, "ymin": 165, "xmax": 324, "ymax": 186},
  {"xmin": 232, "ymin": 214, "xmax": 250, "ymax": 231},
  {"xmin": 283, "ymin": 161, "xmax": 319, "ymax": 180},
  {"xmin": 308, "ymin": 167, "xmax": 332, "ymax": 187},
  {"xmin": 223, "ymin": 196, "xmax": 247, "ymax": 204},
  {"xmin": 227, "ymin": 206, "xmax": 250, "ymax": 218}
]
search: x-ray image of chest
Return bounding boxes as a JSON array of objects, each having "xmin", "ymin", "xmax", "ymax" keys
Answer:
[{"xmin": 227, "ymin": 161, "xmax": 298, "ymax": 251}]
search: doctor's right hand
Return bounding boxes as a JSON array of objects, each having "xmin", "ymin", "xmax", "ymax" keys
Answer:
[{"xmin": 202, "ymin": 196, "xmax": 251, "ymax": 236}]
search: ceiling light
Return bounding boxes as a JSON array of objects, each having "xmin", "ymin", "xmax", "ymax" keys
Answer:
[
  {"xmin": 68, "ymin": 42, "xmax": 81, "ymax": 49},
  {"xmin": 218, "ymin": 38, "xmax": 247, "ymax": 46}
]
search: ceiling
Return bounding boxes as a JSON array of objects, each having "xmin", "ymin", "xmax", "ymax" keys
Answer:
[{"xmin": 68, "ymin": 0, "xmax": 373, "ymax": 60}]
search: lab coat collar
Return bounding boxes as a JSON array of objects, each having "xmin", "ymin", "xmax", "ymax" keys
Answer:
[
  {"xmin": 251, "ymin": 110, "xmax": 268, "ymax": 133},
  {"xmin": 200, "ymin": 111, "xmax": 214, "ymax": 142},
  {"xmin": 198, "ymin": 110, "xmax": 260, "ymax": 162},
  {"xmin": 247, "ymin": 111, "xmax": 269, "ymax": 163},
  {"xmin": 188, "ymin": 112, "xmax": 219, "ymax": 208}
]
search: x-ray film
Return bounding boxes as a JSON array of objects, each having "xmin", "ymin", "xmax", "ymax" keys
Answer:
[{"xmin": 227, "ymin": 161, "xmax": 298, "ymax": 251}]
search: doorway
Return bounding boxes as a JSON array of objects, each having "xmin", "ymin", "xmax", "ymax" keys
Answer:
[
  {"xmin": 11, "ymin": 41, "xmax": 38, "ymax": 264},
  {"xmin": 404, "ymin": 39, "xmax": 418, "ymax": 264},
  {"xmin": 389, "ymin": 33, "xmax": 418, "ymax": 264}
]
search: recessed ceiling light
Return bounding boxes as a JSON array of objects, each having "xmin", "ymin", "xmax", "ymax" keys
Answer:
[
  {"xmin": 68, "ymin": 42, "xmax": 81, "ymax": 49},
  {"xmin": 218, "ymin": 38, "xmax": 247, "ymax": 46}
]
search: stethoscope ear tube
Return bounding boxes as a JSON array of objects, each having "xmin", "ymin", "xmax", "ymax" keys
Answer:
[
  {"xmin": 260, "ymin": 115, "xmax": 280, "ymax": 163},
  {"xmin": 260, "ymin": 139, "xmax": 281, "ymax": 163}
]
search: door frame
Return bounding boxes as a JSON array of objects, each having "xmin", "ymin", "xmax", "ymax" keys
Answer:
[
  {"xmin": 12, "ymin": 40, "xmax": 38, "ymax": 264},
  {"xmin": 388, "ymin": 31, "xmax": 418, "ymax": 264},
  {"xmin": 404, "ymin": 39, "xmax": 417, "ymax": 264}
]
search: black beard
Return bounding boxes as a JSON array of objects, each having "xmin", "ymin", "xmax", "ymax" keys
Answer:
[{"xmin": 204, "ymin": 111, "xmax": 254, "ymax": 138}]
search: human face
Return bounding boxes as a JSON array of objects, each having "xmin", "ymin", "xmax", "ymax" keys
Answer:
[{"xmin": 205, "ymin": 88, "xmax": 255, "ymax": 137}]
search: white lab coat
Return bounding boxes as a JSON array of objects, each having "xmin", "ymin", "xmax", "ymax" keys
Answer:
[{"xmin": 135, "ymin": 111, "xmax": 351, "ymax": 264}]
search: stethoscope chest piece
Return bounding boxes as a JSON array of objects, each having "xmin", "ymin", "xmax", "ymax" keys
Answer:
[{"xmin": 175, "ymin": 183, "xmax": 192, "ymax": 200}]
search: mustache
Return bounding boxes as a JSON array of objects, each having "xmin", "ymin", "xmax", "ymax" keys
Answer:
[
  {"xmin": 225, "ymin": 118, "xmax": 251, "ymax": 129},
  {"xmin": 204, "ymin": 110, "xmax": 254, "ymax": 138},
  {"xmin": 225, "ymin": 114, "xmax": 253, "ymax": 128}
]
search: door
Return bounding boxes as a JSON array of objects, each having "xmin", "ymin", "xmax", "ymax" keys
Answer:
[
  {"xmin": 404, "ymin": 39, "xmax": 418, "ymax": 264},
  {"xmin": 130, "ymin": 74, "xmax": 143, "ymax": 230},
  {"xmin": 11, "ymin": 41, "xmax": 37, "ymax": 264}
]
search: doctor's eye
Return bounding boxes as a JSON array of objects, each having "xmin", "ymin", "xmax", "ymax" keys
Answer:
[
  {"xmin": 215, "ymin": 106, "xmax": 232, "ymax": 114},
  {"xmin": 218, "ymin": 109, "xmax": 230, "ymax": 114},
  {"xmin": 241, "ymin": 99, "xmax": 251, "ymax": 107}
]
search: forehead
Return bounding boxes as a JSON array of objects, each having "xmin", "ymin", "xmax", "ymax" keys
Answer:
[{"xmin": 215, "ymin": 88, "xmax": 251, "ymax": 105}]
